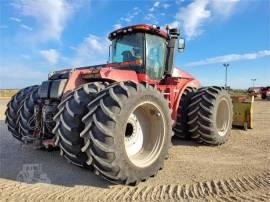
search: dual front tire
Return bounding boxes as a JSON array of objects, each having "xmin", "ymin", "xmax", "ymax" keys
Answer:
[
  {"xmin": 55, "ymin": 81, "xmax": 172, "ymax": 185},
  {"xmin": 81, "ymin": 81, "xmax": 172, "ymax": 185},
  {"xmin": 52, "ymin": 82, "xmax": 109, "ymax": 167}
]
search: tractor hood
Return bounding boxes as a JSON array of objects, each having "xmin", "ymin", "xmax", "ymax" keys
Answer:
[
  {"xmin": 172, "ymin": 67, "xmax": 195, "ymax": 79},
  {"xmin": 48, "ymin": 60, "xmax": 141, "ymax": 80},
  {"xmin": 50, "ymin": 63, "xmax": 195, "ymax": 81},
  {"xmin": 48, "ymin": 63, "xmax": 199, "ymax": 88},
  {"xmin": 172, "ymin": 67, "xmax": 200, "ymax": 89}
]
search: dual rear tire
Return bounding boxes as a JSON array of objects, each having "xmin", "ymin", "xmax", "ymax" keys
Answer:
[
  {"xmin": 173, "ymin": 86, "xmax": 233, "ymax": 145},
  {"xmin": 17, "ymin": 87, "xmax": 40, "ymax": 142},
  {"xmin": 5, "ymin": 85, "xmax": 39, "ymax": 141},
  {"xmin": 173, "ymin": 87, "xmax": 196, "ymax": 139},
  {"xmin": 187, "ymin": 86, "xmax": 233, "ymax": 145}
]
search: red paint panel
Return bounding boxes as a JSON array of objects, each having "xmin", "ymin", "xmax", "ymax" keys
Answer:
[
  {"xmin": 99, "ymin": 68, "xmax": 139, "ymax": 82},
  {"xmin": 63, "ymin": 69, "xmax": 88, "ymax": 95}
]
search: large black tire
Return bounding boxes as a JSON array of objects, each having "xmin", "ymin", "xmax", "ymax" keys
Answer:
[
  {"xmin": 5, "ymin": 85, "xmax": 38, "ymax": 141},
  {"xmin": 17, "ymin": 87, "xmax": 40, "ymax": 141},
  {"xmin": 81, "ymin": 81, "xmax": 172, "ymax": 185},
  {"xmin": 187, "ymin": 86, "xmax": 233, "ymax": 145},
  {"xmin": 261, "ymin": 93, "xmax": 266, "ymax": 99},
  {"xmin": 53, "ymin": 82, "xmax": 109, "ymax": 167},
  {"xmin": 173, "ymin": 86, "xmax": 196, "ymax": 139}
]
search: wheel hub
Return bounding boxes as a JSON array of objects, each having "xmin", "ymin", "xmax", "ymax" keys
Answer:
[
  {"xmin": 124, "ymin": 101, "xmax": 165, "ymax": 168},
  {"xmin": 125, "ymin": 114, "xmax": 143, "ymax": 156},
  {"xmin": 216, "ymin": 98, "xmax": 230, "ymax": 137}
]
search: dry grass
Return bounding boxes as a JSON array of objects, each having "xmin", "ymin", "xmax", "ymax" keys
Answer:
[
  {"xmin": 0, "ymin": 89, "xmax": 18, "ymax": 98},
  {"xmin": 229, "ymin": 89, "xmax": 248, "ymax": 96}
]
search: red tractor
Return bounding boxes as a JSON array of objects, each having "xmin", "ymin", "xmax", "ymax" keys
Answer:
[
  {"xmin": 247, "ymin": 87, "xmax": 262, "ymax": 97},
  {"xmin": 261, "ymin": 86, "xmax": 270, "ymax": 99},
  {"xmin": 5, "ymin": 24, "xmax": 233, "ymax": 185}
]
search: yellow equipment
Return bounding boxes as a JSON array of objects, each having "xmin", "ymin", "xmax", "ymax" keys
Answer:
[{"xmin": 232, "ymin": 95, "xmax": 254, "ymax": 130}]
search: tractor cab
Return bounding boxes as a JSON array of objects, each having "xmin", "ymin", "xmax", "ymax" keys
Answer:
[{"xmin": 109, "ymin": 24, "xmax": 185, "ymax": 80}]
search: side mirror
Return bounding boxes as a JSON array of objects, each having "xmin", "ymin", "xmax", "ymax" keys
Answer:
[{"xmin": 178, "ymin": 38, "xmax": 185, "ymax": 53}]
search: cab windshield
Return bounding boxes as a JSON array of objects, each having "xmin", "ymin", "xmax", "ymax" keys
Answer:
[
  {"xmin": 145, "ymin": 34, "xmax": 166, "ymax": 80},
  {"xmin": 112, "ymin": 33, "xmax": 144, "ymax": 63}
]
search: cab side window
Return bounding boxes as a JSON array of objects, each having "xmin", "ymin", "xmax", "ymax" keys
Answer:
[{"xmin": 146, "ymin": 34, "xmax": 166, "ymax": 80}]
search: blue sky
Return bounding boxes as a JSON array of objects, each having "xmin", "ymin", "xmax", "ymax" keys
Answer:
[{"xmin": 0, "ymin": 0, "xmax": 269, "ymax": 89}]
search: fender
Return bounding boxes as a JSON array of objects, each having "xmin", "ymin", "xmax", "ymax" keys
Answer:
[{"xmin": 63, "ymin": 68, "xmax": 139, "ymax": 95}]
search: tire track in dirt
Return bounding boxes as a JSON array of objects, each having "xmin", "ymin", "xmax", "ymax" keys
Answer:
[
  {"xmin": 1, "ymin": 170, "xmax": 269, "ymax": 201},
  {"xmin": 212, "ymin": 188, "xmax": 270, "ymax": 202}
]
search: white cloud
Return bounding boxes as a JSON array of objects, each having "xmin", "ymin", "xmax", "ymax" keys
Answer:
[
  {"xmin": 13, "ymin": 0, "xmax": 75, "ymax": 42},
  {"xmin": 144, "ymin": 13, "xmax": 159, "ymax": 24},
  {"xmin": 40, "ymin": 49, "xmax": 59, "ymax": 65},
  {"xmin": 184, "ymin": 50, "xmax": 270, "ymax": 67},
  {"xmin": 10, "ymin": 17, "xmax": 21, "ymax": 22},
  {"xmin": 145, "ymin": 13, "xmax": 155, "ymax": 20},
  {"xmin": 113, "ymin": 24, "xmax": 122, "ymax": 29},
  {"xmin": 117, "ymin": 6, "xmax": 140, "ymax": 27},
  {"xmin": 132, "ymin": 7, "xmax": 140, "ymax": 15},
  {"xmin": 72, "ymin": 34, "xmax": 109, "ymax": 66},
  {"xmin": 123, "ymin": 16, "xmax": 134, "ymax": 23},
  {"xmin": 120, "ymin": 15, "xmax": 135, "ymax": 23},
  {"xmin": 171, "ymin": 0, "xmax": 211, "ymax": 39},
  {"xmin": 211, "ymin": 0, "xmax": 239, "ymax": 16},
  {"xmin": 20, "ymin": 24, "xmax": 32, "ymax": 31},
  {"xmin": 170, "ymin": 0, "xmax": 240, "ymax": 40},
  {"xmin": 163, "ymin": 3, "xmax": 170, "ymax": 9},
  {"xmin": 149, "ymin": 7, "xmax": 155, "ymax": 12},
  {"xmin": 154, "ymin": 2, "xmax": 160, "ymax": 7},
  {"xmin": 133, "ymin": 11, "xmax": 139, "ymax": 16},
  {"xmin": 149, "ymin": 1, "xmax": 160, "ymax": 12}
]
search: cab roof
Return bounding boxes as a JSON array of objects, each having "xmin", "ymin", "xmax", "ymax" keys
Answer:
[{"xmin": 108, "ymin": 24, "xmax": 169, "ymax": 40}]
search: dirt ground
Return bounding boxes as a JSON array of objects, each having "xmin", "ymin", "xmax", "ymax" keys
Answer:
[{"xmin": 0, "ymin": 99, "xmax": 269, "ymax": 201}]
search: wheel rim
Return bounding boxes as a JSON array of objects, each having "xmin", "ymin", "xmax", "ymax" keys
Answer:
[
  {"xmin": 216, "ymin": 98, "xmax": 230, "ymax": 136},
  {"xmin": 124, "ymin": 101, "xmax": 165, "ymax": 168}
]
